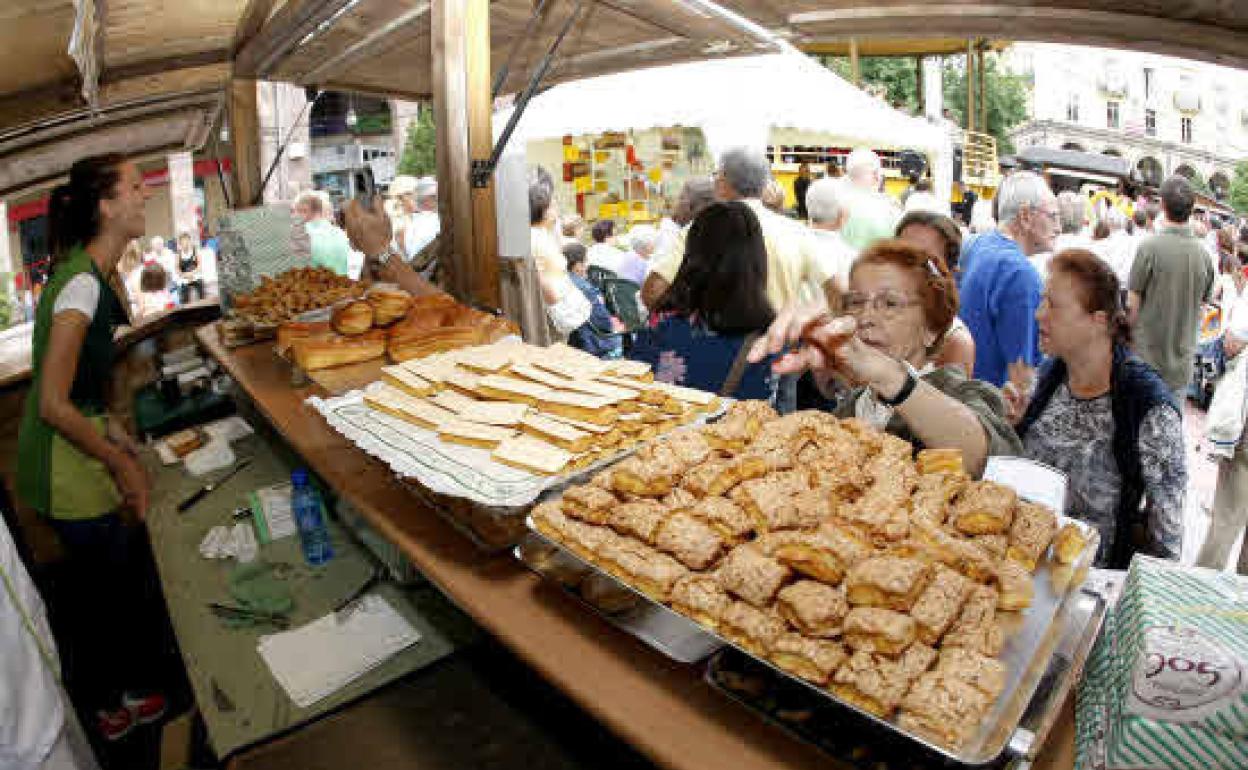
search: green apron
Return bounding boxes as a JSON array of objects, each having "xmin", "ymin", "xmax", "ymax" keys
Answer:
[{"xmin": 17, "ymin": 246, "xmax": 129, "ymax": 520}]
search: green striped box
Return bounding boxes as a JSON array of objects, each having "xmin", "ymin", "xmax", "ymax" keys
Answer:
[{"xmin": 1077, "ymin": 556, "xmax": 1248, "ymax": 769}]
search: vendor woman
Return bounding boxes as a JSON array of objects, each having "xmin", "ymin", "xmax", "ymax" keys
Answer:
[
  {"xmin": 17, "ymin": 155, "xmax": 168, "ymax": 740},
  {"xmin": 749, "ymin": 240, "xmax": 1021, "ymax": 476}
]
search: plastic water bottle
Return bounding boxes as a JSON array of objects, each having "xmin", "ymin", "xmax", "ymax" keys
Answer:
[{"xmin": 290, "ymin": 469, "xmax": 334, "ymax": 566}]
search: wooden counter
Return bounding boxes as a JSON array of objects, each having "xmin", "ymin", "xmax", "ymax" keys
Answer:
[{"xmin": 197, "ymin": 322, "xmax": 1078, "ymax": 770}]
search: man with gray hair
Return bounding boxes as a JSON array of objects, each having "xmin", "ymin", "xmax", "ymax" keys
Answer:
[
  {"xmin": 957, "ymin": 170, "xmax": 1054, "ymax": 386},
  {"xmin": 642, "ymin": 146, "xmax": 833, "ymax": 312},
  {"xmin": 804, "ymin": 177, "xmax": 856, "ymax": 305},
  {"xmin": 1053, "ymin": 191, "xmax": 1090, "ymax": 253},
  {"xmin": 839, "ymin": 148, "xmax": 900, "ymax": 250},
  {"xmin": 616, "ymin": 224, "xmax": 657, "ymax": 285}
]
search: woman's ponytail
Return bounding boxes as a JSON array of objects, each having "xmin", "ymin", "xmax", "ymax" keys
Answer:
[{"xmin": 47, "ymin": 154, "xmax": 124, "ymax": 263}]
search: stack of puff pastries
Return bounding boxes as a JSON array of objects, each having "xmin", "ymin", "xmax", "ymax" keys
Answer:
[{"xmin": 531, "ymin": 402, "xmax": 1091, "ymax": 748}]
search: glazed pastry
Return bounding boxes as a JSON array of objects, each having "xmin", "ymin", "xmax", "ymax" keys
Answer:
[
  {"xmin": 909, "ymin": 471, "xmax": 967, "ymax": 528},
  {"xmin": 839, "ymin": 468, "xmax": 914, "ymax": 543},
  {"xmin": 898, "ymin": 671, "xmax": 991, "ymax": 747},
  {"xmin": 597, "ymin": 537, "xmax": 687, "ymax": 601},
  {"xmin": 520, "ymin": 413, "xmax": 593, "ymax": 452},
  {"xmin": 643, "ymin": 428, "xmax": 712, "ymax": 469},
  {"xmin": 716, "ymin": 544, "xmax": 792, "ymax": 608},
  {"xmin": 668, "ymin": 574, "xmax": 732, "ymax": 631},
  {"xmin": 1052, "ymin": 522, "xmax": 1088, "ymax": 564},
  {"xmin": 364, "ymin": 286, "xmax": 412, "ymax": 326},
  {"xmin": 830, "ymin": 644, "xmax": 937, "ymax": 717},
  {"xmin": 560, "ymin": 484, "xmax": 618, "ymax": 525},
  {"xmin": 950, "ymin": 480, "xmax": 1018, "ymax": 536},
  {"xmin": 362, "ymin": 383, "xmax": 456, "ymax": 430},
  {"xmin": 993, "ymin": 558, "xmax": 1035, "ymax": 611},
  {"xmin": 611, "ymin": 455, "xmax": 679, "ymax": 497},
  {"xmin": 681, "ymin": 459, "xmax": 741, "ymax": 498},
  {"xmin": 661, "ymin": 487, "xmax": 698, "ymax": 511},
  {"xmin": 775, "ymin": 580, "xmax": 848, "ymax": 638},
  {"xmin": 442, "ymin": 367, "xmax": 487, "ymax": 399},
  {"xmin": 942, "ymin": 585, "xmax": 1005, "ymax": 657},
  {"xmin": 842, "ymin": 607, "xmax": 917, "ymax": 655},
  {"xmin": 768, "ymin": 634, "xmax": 847, "ymax": 685},
  {"xmin": 292, "ymin": 330, "xmax": 386, "ymax": 370},
  {"xmin": 380, "ymin": 365, "xmax": 434, "ymax": 398},
  {"xmin": 770, "ymin": 526, "xmax": 871, "ymax": 585},
  {"xmin": 909, "ymin": 564, "xmax": 974, "ymax": 645},
  {"xmin": 428, "ymin": 388, "xmax": 479, "ymax": 415},
  {"xmin": 536, "ymin": 391, "xmax": 621, "ymax": 425},
  {"xmin": 491, "ymin": 434, "xmax": 572, "ymax": 475},
  {"xmin": 915, "ymin": 447, "xmax": 964, "ymax": 476},
  {"xmin": 719, "ymin": 601, "xmax": 787, "ymax": 656},
  {"xmin": 437, "ymin": 419, "xmax": 516, "ymax": 449},
  {"xmin": 934, "ymin": 646, "xmax": 1007, "ymax": 699},
  {"xmin": 844, "ymin": 556, "xmax": 931, "ymax": 611},
  {"xmin": 1007, "ymin": 500, "xmax": 1058, "ymax": 571},
  {"xmin": 331, "ymin": 298, "xmax": 375, "ymax": 335},
  {"xmin": 654, "ymin": 511, "xmax": 725, "ymax": 570},
  {"xmin": 906, "ymin": 519, "xmax": 996, "ymax": 583},
  {"xmin": 475, "ymin": 374, "xmax": 552, "ymax": 406},
  {"xmin": 606, "ymin": 499, "xmax": 669, "ymax": 544},
  {"xmin": 686, "ymin": 496, "xmax": 755, "ymax": 544},
  {"xmin": 730, "ymin": 472, "xmax": 819, "ymax": 534}
]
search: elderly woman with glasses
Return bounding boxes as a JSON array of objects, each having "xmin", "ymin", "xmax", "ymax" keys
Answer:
[{"xmin": 750, "ymin": 240, "xmax": 1022, "ymax": 476}]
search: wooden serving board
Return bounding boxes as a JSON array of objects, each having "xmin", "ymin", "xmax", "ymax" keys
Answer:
[{"xmin": 305, "ymin": 355, "xmax": 388, "ymax": 395}]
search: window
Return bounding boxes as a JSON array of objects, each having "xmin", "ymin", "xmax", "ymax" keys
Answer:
[
  {"xmin": 1145, "ymin": 109, "xmax": 1157, "ymax": 136},
  {"xmin": 1143, "ymin": 67, "xmax": 1154, "ymax": 100},
  {"xmin": 1066, "ymin": 93, "xmax": 1080, "ymax": 123},
  {"xmin": 1107, "ymin": 101, "xmax": 1121, "ymax": 129},
  {"xmin": 1181, "ymin": 116, "xmax": 1193, "ymax": 143}
]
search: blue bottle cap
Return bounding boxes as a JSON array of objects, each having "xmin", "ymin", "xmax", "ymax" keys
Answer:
[{"xmin": 291, "ymin": 469, "xmax": 309, "ymax": 486}]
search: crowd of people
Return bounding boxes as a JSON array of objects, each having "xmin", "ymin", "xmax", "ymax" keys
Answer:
[
  {"xmin": 114, "ymin": 232, "xmax": 217, "ymax": 321},
  {"xmin": 530, "ymin": 145, "xmax": 1246, "ymax": 575}
]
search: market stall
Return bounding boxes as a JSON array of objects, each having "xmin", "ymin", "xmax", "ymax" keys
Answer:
[{"xmin": 495, "ymin": 53, "xmax": 952, "ymax": 223}]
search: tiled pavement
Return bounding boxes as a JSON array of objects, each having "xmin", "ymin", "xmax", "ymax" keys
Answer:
[{"xmin": 1179, "ymin": 401, "xmax": 1242, "ymax": 568}]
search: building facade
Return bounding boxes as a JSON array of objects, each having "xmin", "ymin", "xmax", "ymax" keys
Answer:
[{"xmin": 1005, "ymin": 42, "xmax": 1248, "ymax": 201}]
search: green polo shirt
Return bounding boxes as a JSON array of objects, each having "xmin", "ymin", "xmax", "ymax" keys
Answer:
[{"xmin": 306, "ymin": 219, "xmax": 353, "ymax": 276}]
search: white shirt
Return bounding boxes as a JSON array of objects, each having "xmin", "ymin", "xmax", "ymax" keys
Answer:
[
  {"xmin": 1, "ymin": 519, "xmax": 66, "ymax": 770},
  {"xmin": 52, "ymin": 274, "xmax": 99, "ymax": 321},
  {"xmin": 807, "ymin": 228, "xmax": 856, "ymax": 304},
  {"xmin": 654, "ymin": 217, "xmax": 682, "ymax": 265},
  {"xmin": 1093, "ymin": 230, "xmax": 1137, "ymax": 286},
  {"xmin": 587, "ymin": 243, "xmax": 629, "ymax": 275},
  {"xmin": 401, "ymin": 211, "xmax": 440, "ymax": 259}
]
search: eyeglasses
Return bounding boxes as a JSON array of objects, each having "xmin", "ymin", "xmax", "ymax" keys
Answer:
[{"xmin": 843, "ymin": 290, "xmax": 921, "ymax": 318}]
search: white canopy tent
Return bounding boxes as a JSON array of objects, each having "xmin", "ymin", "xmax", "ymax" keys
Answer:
[{"xmin": 495, "ymin": 52, "xmax": 953, "ymax": 204}]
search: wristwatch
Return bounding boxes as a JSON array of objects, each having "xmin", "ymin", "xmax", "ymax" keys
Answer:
[
  {"xmin": 877, "ymin": 360, "xmax": 920, "ymax": 407},
  {"xmin": 364, "ymin": 247, "xmax": 401, "ymax": 279}
]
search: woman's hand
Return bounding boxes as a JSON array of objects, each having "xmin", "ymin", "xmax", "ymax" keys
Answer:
[
  {"xmin": 107, "ymin": 449, "xmax": 149, "ymax": 519},
  {"xmin": 747, "ymin": 305, "xmax": 903, "ymax": 395},
  {"xmin": 1002, "ymin": 360, "xmax": 1035, "ymax": 425},
  {"xmin": 344, "ymin": 197, "xmax": 394, "ymax": 258},
  {"xmin": 106, "ymin": 416, "xmax": 141, "ymax": 457}
]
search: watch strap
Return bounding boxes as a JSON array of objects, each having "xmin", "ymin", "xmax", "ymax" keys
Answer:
[{"xmin": 877, "ymin": 362, "xmax": 919, "ymax": 407}]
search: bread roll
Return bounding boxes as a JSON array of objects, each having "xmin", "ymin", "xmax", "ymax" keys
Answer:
[
  {"xmin": 365, "ymin": 286, "xmax": 412, "ymax": 327},
  {"xmin": 332, "ymin": 299, "xmax": 375, "ymax": 336},
  {"xmin": 292, "ymin": 330, "xmax": 386, "ymax": 370}
]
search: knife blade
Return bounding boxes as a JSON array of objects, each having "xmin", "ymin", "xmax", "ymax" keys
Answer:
[{"xmin": 178, "ymin": 459, "xmax": 252, "ymax": 513}]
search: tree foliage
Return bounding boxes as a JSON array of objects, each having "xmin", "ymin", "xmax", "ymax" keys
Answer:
[
  {"xmin": 821, "ymin": 53, "xmax": 1029, "ymax": 155},
  {"xmin": 398, "ymin": 106, "xmax": 437, "ymax": 177},
  {"xmin": 1229, "ymin": 161, "xmax": 1248, "ymax": 214}
]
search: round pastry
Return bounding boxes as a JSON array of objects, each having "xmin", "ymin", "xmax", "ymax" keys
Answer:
[{"xmin": 332, "ymin": 298, "xmax": 375, "ymax": 336}]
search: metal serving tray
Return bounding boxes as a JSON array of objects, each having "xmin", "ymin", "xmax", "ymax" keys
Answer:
[
  {"xmin": 706, "ymin": 576, "xmax": 1114, "ymax": 768},
  {"xmin": 515, "ymin": 534, "xmax": 724, "ymax": 663},
  {"xmin": 523, "ymin": 512, "xmax": 1102, "ymax": 766}
]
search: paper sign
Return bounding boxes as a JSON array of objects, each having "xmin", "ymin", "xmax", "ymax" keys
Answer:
[
  {"xmin": 562, "ymin": 145, "xmax": 580, "ymax": 161},
  {"xmin": 983, "ymin": 456, "xmax": 1068, "ymax": 513},
  {"xmin": 573, "ymin": 176, "xmax": 592, "ymax": 193}
]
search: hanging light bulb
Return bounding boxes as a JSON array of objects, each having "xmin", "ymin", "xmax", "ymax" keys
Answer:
[{"xmin": 346, "ymin": 108, "xmax": 358, "ymax": 128}]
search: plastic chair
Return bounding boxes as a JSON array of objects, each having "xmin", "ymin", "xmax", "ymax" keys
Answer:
[
  {"xmin": 587, "ymin": 265, "xmax": 618, "ymax": 290},
  {"xmin": 601, "ymin": 278, "xmax": 645, "ymax": 332}
]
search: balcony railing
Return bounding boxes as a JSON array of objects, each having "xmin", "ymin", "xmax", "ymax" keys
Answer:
[{"xmin": 962, "ymin": 131, "xmax": 1001, "ymax": 188}]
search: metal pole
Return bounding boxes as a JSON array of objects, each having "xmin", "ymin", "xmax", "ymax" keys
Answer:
[
  {"xmin": 915, "ymin": 55, "xmax": 924, "ymax": 113},
  {"xmin": 849, "ymin": 38, "xmax": 860, "ymax": 86},
  {"xmin": 978, "ymin": 45, "xmax": 987, "ymax": 135},
  {"xmin": 966, "ymin": 39, "xmax": 975, "ymax": 132}
]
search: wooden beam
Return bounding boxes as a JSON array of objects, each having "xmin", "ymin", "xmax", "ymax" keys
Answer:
[
  {"xmin": 977, "ymin": 44, "xmax": 986, "ymax": 135},
  {"xmin": 433, "ymin": 0, "xmax": 473, "ymax": 303},
  {"xmin": 914, "ymin": 55, "xmax": 924, "ymax": 113},
  {"xmin": 232, "ymin": 0, "xmax": 280, "ymax": 56},
  {"xmin": 787, "ymin": 5, "xmax": 1248, "ymax": 72},
  {"xmin": 101, "ymin": 49, "xmax": 231, "ymax": 84},
  {"xmin": 299, "ymin": 3, "xmax": 432, "ymax": 86},
  {"xmin": 965, "ymin": 39, "xmax": 975, "ymax": 133},
  {"xmin": 228, "ymin": 80, "xmax": 262, "ymax": 208},
  {"xmin": 466, "ymin": 0, "xmax": 500, "ymax": 310},
  {"xmin": 848, "ymin": 37, "xmax": 860, "ymax": 86},
  {"xmin": 233, "ymin": 0, "xmax": 358, "ymax": 79}
]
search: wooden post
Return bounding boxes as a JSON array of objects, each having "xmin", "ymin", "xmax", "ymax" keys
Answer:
[
  {"xmin": 848, "ymin": 38, "xmax": 860, "ymax": 86},
  {"xmin": 915, "ymin": 56, "xmax": 924, "ymax": 114},
  {"xmin": 432, "ymin": 0, "xmax": 500, "ymax": 309},
  {"xmin": 965, "ymin": 40, "xmax": 975, "ymax": 133},
  {"xmin": 228, "ymin": 79, "xmax": 262, "ymax": 208},
  {"xmin": 977, "ymin": 45, "xmax": 987, "ymax": 136}
]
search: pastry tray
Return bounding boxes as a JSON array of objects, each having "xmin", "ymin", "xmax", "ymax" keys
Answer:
[
  {"xmin": 523, "ymin": 512, "xmax": 1102, "ymax": 766},
  {"xmin": 705, "ymin": 574, "xmax": 1115, "ymax": 768},
  {"xmin": 514, "ymin": 534, "xmax": 724, "ymax": 663}
]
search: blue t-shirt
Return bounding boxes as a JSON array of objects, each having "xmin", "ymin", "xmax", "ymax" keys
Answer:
[
  {"xmin": 957, "ymin": 231, "xmax": 1043, "ymax": 387},
  {"xmin": 568, "ymin": 274, "xmax": 621, "ymax": 359},
  {"xmin": 628, "ymin": 314, "xmax": 774, "ymax": 399}
]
